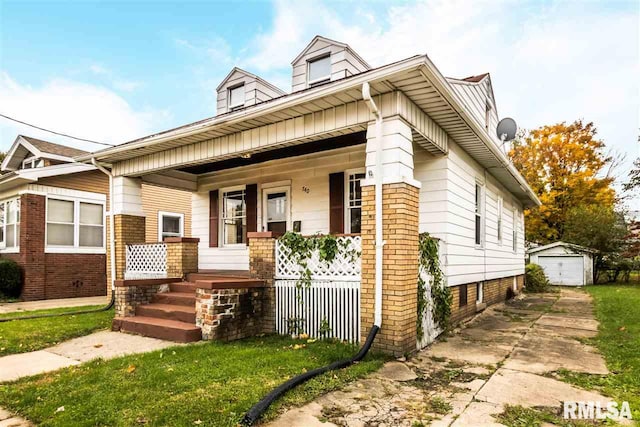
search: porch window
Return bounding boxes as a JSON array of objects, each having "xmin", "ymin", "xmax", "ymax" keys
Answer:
[
  {"xmin": 475, "ymin": 183, "xmax": 484, "ymax": 246},
  {"xmin": 0, "ymin": 198, "xmax": 20, "ymax": 249},
  {"xmin": 46, "ymin": 197, "xmax": 104, "ymax": 250},
  {"xmin": 308, "ymin": 55, "xmax": 331, "ymax": 86},
  {"xmin": 222, "ymin": 189, "xmax": 246, "ymax": 245},
  {"xmin": 158, "ymin": 211, "xmax": 184, "ymax": 241},
  {"xmin": 346, "ymin": 171, "xmax": 365, "ymax": 234},
  {"xmin": 228, "ymin": 84, "xmax": 245, "ymax": 110}
]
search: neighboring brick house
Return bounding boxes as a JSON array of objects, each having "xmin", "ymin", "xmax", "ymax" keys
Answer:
[
  {"xmin": 81, "ymin": 36, "xmax": 541, "ymax": 354},
  {"xmin": 0, "ymin": 135, "xmax": 192, "ymax": 301}
]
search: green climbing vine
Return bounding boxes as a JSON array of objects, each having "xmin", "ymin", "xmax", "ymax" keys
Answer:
[
  {"xmin": 278, "ymin": 231, "xmax": 359, "ymax": 290},
  {"xmin": 417, "ymin": 232, "xmax": 452, "ymax": 339}
]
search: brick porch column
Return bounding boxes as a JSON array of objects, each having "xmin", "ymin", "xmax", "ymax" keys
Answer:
[
  {"xmin": 110, "ymin": 177, "xmax": 146, "ymax": 281},
  {"xmin": 165, "ymin": 237, "xmax": 199, "ymax": 279},
  {"xmin": 360, "ymin": 117, "xmax": 421, "ymax": 356},
  {"xmin": 248, "ymin": 231, "xmax": 281, "ymax": 333}
]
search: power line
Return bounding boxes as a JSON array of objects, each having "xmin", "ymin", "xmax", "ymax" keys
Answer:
[{"xmin": 0, "ymin": 113, "xmax": 115, "ymax": 147}]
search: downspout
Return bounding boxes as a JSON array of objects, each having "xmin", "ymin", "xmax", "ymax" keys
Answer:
[
  {"xmin": 362, "ymin": 81, "xmax": 384, "ymax": 328},
  {"xmin": 91, "ymin": 158, "xmax": 116, "ymax": 296}
]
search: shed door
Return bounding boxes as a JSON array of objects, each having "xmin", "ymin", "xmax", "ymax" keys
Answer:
[{"xmin": 537, "ymin": 255, "xmax": 584, "ymax": 286}]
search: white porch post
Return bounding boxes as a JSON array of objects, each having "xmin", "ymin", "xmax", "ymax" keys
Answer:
[{"xmin": 360, "ymin": 116, "xmax": 421, "ymax": 355}]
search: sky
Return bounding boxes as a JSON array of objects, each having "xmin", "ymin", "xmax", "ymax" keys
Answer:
[{"xmin": 0, "ymin": 0, "xmax": 638, "ymax": 204}]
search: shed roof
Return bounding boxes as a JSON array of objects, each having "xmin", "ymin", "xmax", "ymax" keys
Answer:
[{"xmin": 527, "ymin": 241, "xmax": 597, "ymax": 255}]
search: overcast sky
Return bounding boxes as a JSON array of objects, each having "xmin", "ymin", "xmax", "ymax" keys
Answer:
[{"xmin": 0, "ymin": 0, "xmax": 638, "ymax": 205}]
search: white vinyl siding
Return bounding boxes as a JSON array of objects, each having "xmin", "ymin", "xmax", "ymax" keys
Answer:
[
  {"xmin": 497, "ymin": 196, "xmax": 503, "ymax": 244},
  {"xmin": 192, "ymin": 145, "xmax": 365, "ymax": 271},
  {"xmin": 216, "ymin": 69, "xmax": 284, "ymax": 115},
  {"xmin": 415, "ymin": 140, "xmax": 525, "ymax": 287}
]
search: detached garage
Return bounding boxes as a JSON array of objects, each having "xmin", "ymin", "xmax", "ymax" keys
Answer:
[{"xmin": 527, "ymin": 242, "xmax": 596, "ymax": 286}]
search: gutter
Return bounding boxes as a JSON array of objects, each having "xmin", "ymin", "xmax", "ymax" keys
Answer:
[
  {"xmin": 362, "ymin": 82, "xmax": 384, "ymax": 328},
  {"xmin": 91, "ymin": 158, "xmax": 117, "ymax": 294}
]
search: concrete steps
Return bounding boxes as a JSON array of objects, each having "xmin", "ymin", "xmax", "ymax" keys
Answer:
[{"xmin": 115, "ymin": 316, "xmax": 202, "ymax": 342}]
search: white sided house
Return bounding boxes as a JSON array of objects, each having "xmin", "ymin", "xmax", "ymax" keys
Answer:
[{"xmin": 81, "ymin": 36, "xmax": 539, "ymax": 355}]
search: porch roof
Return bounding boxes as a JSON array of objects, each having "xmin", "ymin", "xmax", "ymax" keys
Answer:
[{"xmin": 78, "ymin": 55, "xmax": 540, "ymax": 207}]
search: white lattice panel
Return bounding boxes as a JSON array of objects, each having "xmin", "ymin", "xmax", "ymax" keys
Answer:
[
  {"xmin": 275, "ymin": 236, "xmax": 361, "ymax": 281},
  {"xmin": 125, "ymin": 243, "xmax": 167, "ymax": 280}
]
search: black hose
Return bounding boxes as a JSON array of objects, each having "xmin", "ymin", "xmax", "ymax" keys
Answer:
[
  {"xmin": 0, "ymin": 293, "xmax": 115, "ymax": 323},
  {"xmin": 241, "ymin": 325, "xmax": 380, "ymax": 426}
]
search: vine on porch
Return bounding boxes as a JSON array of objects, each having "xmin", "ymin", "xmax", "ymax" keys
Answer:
[
  {"xmin": 417, "ymin": 232, "xmax": 452, "ymax": 339},
  {"xmin": 278, "ymin": 231, "xmax": 359, "ymax": 289}
]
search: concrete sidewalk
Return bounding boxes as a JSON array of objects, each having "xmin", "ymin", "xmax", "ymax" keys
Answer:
[
  {"xmin": 0, "ymin": 296, "xmax": 109, "ymax": 314},
  {"xmin": 269, "ymin": 289, "xmax": 614, "ymax": 426},
  {"xmin": 0, "ymin": 331, "xmax": 178, "ymax": 383}
]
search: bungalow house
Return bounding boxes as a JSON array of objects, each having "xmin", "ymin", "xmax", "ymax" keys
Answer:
[
  {"xmin": 78, "ymin": 36, "xmax": 540, "ymax": 355},
  {"xmin": 0, "ymin": 135, "xmax": 192, "ymax": 301}
]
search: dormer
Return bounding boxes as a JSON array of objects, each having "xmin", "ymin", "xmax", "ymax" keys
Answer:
[
  {"xmin": 1, "ymin": 135, "xmax": 87, "ymax": 172},
  {"xmin": 291, "ymin": 36, "xmax": 371, "ymax": 92},
  {"xmin": 216, "ymin": 67, "xmax": 286, "ymax": 115}
]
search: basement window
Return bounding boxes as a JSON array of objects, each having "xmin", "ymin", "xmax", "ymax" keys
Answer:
[
  {"xmin": 159, "ymin": 211, "xmax": 184, "ymax": 241},
  {"xmin": 459, "ymin": 284, "xmax": 468, "ymax": 307},
  {"xmin": 308, "ymin": 55, "xmax": 331, "ymax": 87},
  {"xmin": 228, "ymin": 84, "xmax": 245, "ymax": 110}
]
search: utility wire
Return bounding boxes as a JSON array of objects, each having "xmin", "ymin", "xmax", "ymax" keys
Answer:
[{"xmin": 0, "ymin": 113, "xmax": 115, "ymax": 147}]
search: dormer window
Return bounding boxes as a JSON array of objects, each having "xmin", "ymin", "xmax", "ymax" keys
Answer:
[
  {"xmin": 228, "ymin": 84, "xmax": 245, "ymax": 110},
  {"xmin": 21, "ymin": 157, "xmax": 43, "ymax": 169},
  {"xmin": 308, "ymin": 55, "xmax": 331, "ymax": 87}
]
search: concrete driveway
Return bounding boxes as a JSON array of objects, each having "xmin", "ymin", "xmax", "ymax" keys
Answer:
[{"xmin": 270, "ymin": 289, "xmax": 612, "ymax": 426}]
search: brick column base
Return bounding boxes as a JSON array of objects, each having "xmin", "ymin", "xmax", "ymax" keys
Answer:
[
  {"xmin": 248, "ymin": 232, "xmax": 280, "ymax": 334},
  {"xmin": 360, "ymin": 182, "xmax": 420, "ymax": 356},
  {"xmin": 165, "ymin": 237, "xmax": 200, "ymax": 279},
  {"xmin": 113, "ymin": 214, "xmax": 146, "ymax": 280}
]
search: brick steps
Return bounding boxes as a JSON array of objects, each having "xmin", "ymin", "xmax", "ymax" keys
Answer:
[
  {"xmin": 136, "ymin": 303, "xmax": 196, "ymax": 323},
  {"xmin": 152, "ymin": 291, "xmax": 195, "ymax": 306},
  {"xmin": 114, "ymin": 316, "xmax": 202, "ymax": 342}
]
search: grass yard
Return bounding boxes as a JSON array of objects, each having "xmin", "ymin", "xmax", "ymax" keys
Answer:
[
  {"xmin": 558, "ymin": 284, "xmax": 640, "ymax": 420},
  {"xmin": 0, "ymin": 306, "xmax": 114, "ymax": 356},
  {"xmin": 0, "ymin": 335, "xmax": 384, "ymax": 426}
]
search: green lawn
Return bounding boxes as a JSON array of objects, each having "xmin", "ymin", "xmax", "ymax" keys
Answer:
[
  {"xmin": 559, "ymin": 284, "xmax": 640, "ymax": 420},
  {"xmin": 0, "ymin": 306, "xmax": 114, "ymax": 356},
  {"xmin": 0, "ymin": 336, "xmax": 384, "ymax": 426}
]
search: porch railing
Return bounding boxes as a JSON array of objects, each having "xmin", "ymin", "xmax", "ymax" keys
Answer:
[
  {"xmin": 274, "ymin": 235, "xmax": 362, "ymax": 342},
  {"xmin": 125, "ymin": 242, "xmax": 167, "ymax": 280}
]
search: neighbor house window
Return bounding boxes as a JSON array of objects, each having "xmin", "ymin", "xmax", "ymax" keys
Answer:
[
  {"xmin": 46, "ymin": 197, "xmax": 104, "ymax": 250},
  {"xmin": 512, "ymin": 209, "xmax": 518, "ymax": 253},
  {"xmin": 346, "ymin": 171, "xmax": 365, "ymax": 234},
  {"xmin": 158, "ymin": 211, "xmax": 184, "ymax": 241},
  {"xmin": 475, "ymin": 183, "xmax": 484, "ymax": 246},
  {"xmin": 497, "ymin": 196, "xmax": 503, "ymax": 244},
  {"xmin": 0, "ymin": 198, "xmax": 20, "ymax": 249},
  {"xmin": 308, "ymin": 55, "xmax": 331, "ymax": 86},
  {"xmin": 228, "ymin": 84, "xmax": 245, "ymax": 110},
  {"xmin": 222, "ymin": 189, "xmax": 246, "ymax": 245}
]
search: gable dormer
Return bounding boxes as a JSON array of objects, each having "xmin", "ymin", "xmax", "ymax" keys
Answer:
[
  {"xmin": 447, "ymin": 73, "xmax": 500, "ymax": 141},
  {"xmin": 291, "ymin": 36, "xmax": 371, "ymax": 92},
  {"xmin": 216, "ymin": 67, "xmax": 286, "ymax": 115},
  {"xmin": 1, "ymin": 135, "xmax": 87, "ymax": 172}
]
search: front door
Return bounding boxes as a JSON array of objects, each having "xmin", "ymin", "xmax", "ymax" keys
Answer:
[{"xmin": 262, "ymin": 186, "xmax": 290, "ymax": 234}]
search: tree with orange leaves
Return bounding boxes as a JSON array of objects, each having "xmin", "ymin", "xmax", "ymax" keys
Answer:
[{"xmin": 509, "ymin": 120, "xmax": 616, "ymax": 244}]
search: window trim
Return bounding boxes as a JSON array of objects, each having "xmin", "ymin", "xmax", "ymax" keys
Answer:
[
  {"xmin": 158, "ymin": 211, "xmax": 185, "ymax": 242},
  {"xmin": 0, "ymin": 197, "xmax": 20, "ymax": 252},
  {"xmin": 344, "ymin": 168, "xmax": 365, "ymax": 234},
  {"xmin": 512, "ymin": 208, "xmax": 518, "ymax": 253},
  {"xmin": 497, "ymin": 196, "xmax": 503, "ymax": 245},
  {"xmin": 307, "ymin": 54, "xmax": 331, "ymax": 87},
  {"xmin": 262, "ymin": 184, "xmax": 291, "ymax": 233},
  {"xmin": 45, "ymin": 195, "xmax": 106, "ymax": 254},
  {"xmin": 474, "ymin": 181, "xmax": 485, "ymax": 247},
  {"xmin": 476, "ymin": 282, "xmax": 484, "ymax": 304},
  {"xmin": 219, "ymin": 185, "xmax": 247, "ymax": 248},
  {"xmin": 227, "ymin": 84, "xmax": 246, "ymax": 110}
]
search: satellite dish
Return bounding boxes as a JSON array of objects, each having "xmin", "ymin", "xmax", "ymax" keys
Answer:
[{"xmin": 496, "ymin": 117, "xmax": 517, "ymax": 142}]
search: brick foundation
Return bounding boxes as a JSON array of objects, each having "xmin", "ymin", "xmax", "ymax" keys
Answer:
[
  {"xmin": 449, "ymin": 275, "xmax": 525, "ymax": 324},
  {"xmin": 360, "ymin": 182, "xmax": 420, "ymax": 356},
  {"xmin": 196, "ymin": 286, "xmax": 270, "ymax": 341}
]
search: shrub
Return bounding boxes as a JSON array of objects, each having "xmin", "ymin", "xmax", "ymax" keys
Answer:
[
  {"xmin": 525, "ymin": 263, "xmax": 549, "ymax": 293},
  {"xmin": 0, "ymin": 259, "xmax": 22, "ymax": 298}
]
